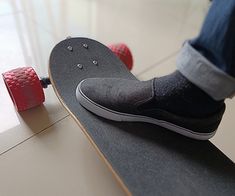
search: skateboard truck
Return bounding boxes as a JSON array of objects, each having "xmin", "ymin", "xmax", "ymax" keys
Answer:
[
  {"xmin": 2, "ymin": 42, "xmax": 133, "ymax": 112},
  {"xmin": 40, "ymin": 77, "xmax": 51, "ymax": 88}
]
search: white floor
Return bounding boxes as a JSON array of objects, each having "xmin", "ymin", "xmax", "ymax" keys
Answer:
[{"xmin": 0, "ymin": 0, "xmax": 234, "ymax": 195}]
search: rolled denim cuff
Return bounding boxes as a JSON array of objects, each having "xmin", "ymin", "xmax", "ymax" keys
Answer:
[{"xmin": 176, "ymin": 42, "xmax": 235, "ymax": 100}]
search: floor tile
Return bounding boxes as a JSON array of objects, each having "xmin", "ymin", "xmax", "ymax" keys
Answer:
[
  {"xmin": 19, "ymin": 0, "xmax": 209, "ymax": 74},
  {"xmin": 0, "ymin": 0, "xmax": 22, "ymax": 16},
  {"xmin": 0, "ymin": 116, "xmax": 126, "ymax": 196},
  {"xmin": 211, "ymin": 99, "xmax": 235, "ymax": 162},
  {"xmin": 0, "ymin": 12, "xmax": 57, "ymax": 75},
  {"xmin": 0, "ymin": 13, "xmax": 68, "ymax": 154},
  {"xmin": 137, "ymin": 54, "xmax": 177, "ymax": 80}
]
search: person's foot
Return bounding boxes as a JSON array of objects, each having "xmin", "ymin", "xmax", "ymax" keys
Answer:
[{"xmin": 76, "ymin": 71, "xmax": 225, "ymax": 140}]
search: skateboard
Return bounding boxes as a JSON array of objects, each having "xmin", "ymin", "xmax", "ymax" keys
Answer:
[{"xmin": 2, "ymin": 37, "xmax": 235, "ymax": 196}]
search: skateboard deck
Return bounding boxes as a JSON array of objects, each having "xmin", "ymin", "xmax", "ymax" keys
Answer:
[{"xmin": 42, "ymin": 37, "xmax": 235, "ymax": 195}]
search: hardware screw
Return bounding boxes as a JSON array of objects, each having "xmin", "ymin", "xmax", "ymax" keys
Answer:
[
  {"xmin": 82, "ymin": 43, "xmax": 88, "ymax": 49},
  {"xmin": 93, "ymin": 60, "xmax": 98, "ymax": 65},
  {"xmin": 66, "ymin": 36, "xmax": 72, "ymax": 39},
  {"xmin": 77, "ymin": 64, "xmax": 83, "ymax": 69},
  {"xmin": 67, "ymin": 46, "xmax": 73, "ymax": 51}
]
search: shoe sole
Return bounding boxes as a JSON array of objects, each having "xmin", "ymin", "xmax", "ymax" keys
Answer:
[{"xmin": 76, "ymin": 81, "xmax": 216, "ymax": 140}]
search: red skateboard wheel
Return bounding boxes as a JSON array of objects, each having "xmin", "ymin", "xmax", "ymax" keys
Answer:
[
  {"xmin": 108, "ymin": 43, "xmax": 133, "ymax": 70},
  {"xmin": 2, "ymin": 67, "xmax": 45, "ymax": 111}
]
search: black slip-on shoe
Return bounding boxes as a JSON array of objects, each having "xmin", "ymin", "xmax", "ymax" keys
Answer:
[{"xmin": 76, "ymin": 78, "xmax": 225, "ymax": 140}]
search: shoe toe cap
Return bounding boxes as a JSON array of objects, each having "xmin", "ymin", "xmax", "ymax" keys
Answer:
[{"xmin": 76, "ymin": 78, "xmax": 154, "ymax": 113}]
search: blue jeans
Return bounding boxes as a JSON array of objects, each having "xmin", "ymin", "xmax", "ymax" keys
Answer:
[{"xmin": 176, "ymin": 0, "xmax": 235, "ymax": 100}]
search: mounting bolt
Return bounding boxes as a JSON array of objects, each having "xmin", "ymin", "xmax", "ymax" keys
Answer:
[
  {"xmin": 92, "ymin": 60, "xmax": 98, "ymax": 65},
  {"xmin": 77, "ymin": 64, "xmax": 83, "ymax": 69},
  {"xmin": 66, "ymin": 36, "xmax": 72, "ymax": 39},
  {"xmin": 67, "ymin": 46, "xmax": 73, "ymax": 51},
  {"xmin": 82, "ymin": 43, "xmax": 88, "ymax": 49}
]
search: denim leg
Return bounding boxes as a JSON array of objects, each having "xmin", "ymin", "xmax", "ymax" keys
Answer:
[
  {"xmin": 191, "ymin": 0, "xmax": 235, "ymax": 77},
  {"xmin": 176, "ymin": 0, "xmax": 235, "ymax": 100}
]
